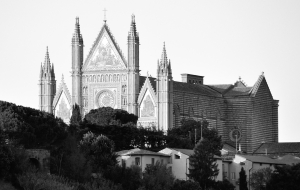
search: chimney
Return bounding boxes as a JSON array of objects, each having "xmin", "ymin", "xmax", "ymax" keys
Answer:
[{"xmin": 181, "ymin": 74, "xmax": 204, "ymax": 85}]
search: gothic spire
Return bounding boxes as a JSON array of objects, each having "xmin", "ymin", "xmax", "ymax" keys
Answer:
[
  {"xmin": 128, "ymin": 14, "xmax": 139, "ymax": 39},
  {"xmin": 160, "ymin": 42, "xmax": 168, "ymax": 67},
  {"xmin": 44, "ymin": 46, "xmax": 51, "ymax": 72},
  {"xmin": 40, "ymin": 62, "xmax": 43, "ymax": 78},
  {"xmin": 72, "ymin": 17, "xmax": 83, "ymax": 44}
]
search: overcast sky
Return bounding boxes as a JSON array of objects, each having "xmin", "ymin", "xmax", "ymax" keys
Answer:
[{"xmin": 0, "ymin": 0, "xmax": 299, "ymax": 142}]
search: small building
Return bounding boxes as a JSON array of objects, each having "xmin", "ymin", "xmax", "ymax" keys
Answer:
[
  {"xmin": 228, "ymin": 154, "xmax": 285, "ymax": 190},
  {"xmin": 159, "ymin": 148, "xmax": 223, "ymax": 181},
  {"xmin": 116, "ymin": 148, "xmax": 170, "ymax": 172}
]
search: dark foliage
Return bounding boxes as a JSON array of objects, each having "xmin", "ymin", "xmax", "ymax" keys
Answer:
[
  {"xmin": 266, "ymin": 163, "xmax": 300, "ymax": 190},
  {"xmin": 0, "ymin": 100, "xmax": 67, "ymax": 149},
  {"xmin": 84, "ymin": 107, "xmax": 138, "ymax": 126},
  {"xmin": 141, "ymin": 161, "xmax": 175, "ymax": 190},
  {"xmin": 80, "ymin": 123, "xmax": 166, "ymax": 152},
  {"xmin": 171, "ymin": 179, "xmax": 201, "ymax": 190},
  {"xmin": 79, "ymin": 131, "xmax": 118, "ymax": 172},
  {"xmin": 70, "ymin": 104, "xmax": 82, "ymax": 127},
  {"xmin": 239, "ymin": 167, "xmax": 248, "ymax": 190},
  {"xmin": 214, "ymin": 179, "xmax": 235, "ymax": 190},
  {"xmin": 250, "ymin": 167, "xmax": 272, "ymax": 190},
  {"xmin": 103, "ymin": 165, "xmax": 142, "ymax": 190}
]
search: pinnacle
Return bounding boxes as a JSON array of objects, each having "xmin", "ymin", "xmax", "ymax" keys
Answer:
[
  {"xmin": 44, "ymin": 46, "xmax": 51, "ymax": 70},
  {"xmin": 160, "ymin": 42, "xmax": 168, "ymax": 66},
  {"xmin": 128, "ymin": 14, "xmax": 137, "ymax": 37}
]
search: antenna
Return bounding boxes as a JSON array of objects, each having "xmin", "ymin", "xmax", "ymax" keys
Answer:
[{"xmin": 103, "ymin": 8, "xmax": 107, "ymax": 23}]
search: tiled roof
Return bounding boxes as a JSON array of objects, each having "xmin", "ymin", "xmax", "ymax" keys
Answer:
[
  {"xmin": 223, "ymin": 87, "xmax": 252, "ymax": 97},
  {"xmin": 117, "ymin": 148, "xmax": 170, "ymax": 157},
  {"xmin": 173, "ymin": 82, "xmax": 222, "ymax": 97},
  {"xmin": 239, "ymin": 154, "xmax": 285, "ymax": 165},
  {"xmin": 207, "ymin": 84, "xmax": 232, "ymax": 94},
  {"xmin": 254, "ymin": 142, "xmax": 300, "ymax": 154},
  {"xmin": 276, "ymin": 155, "xmax": 300, "ymax": 165},
  {"xmin": 172, "ymin": 148, "xmax": 221, "ymax": 159}
]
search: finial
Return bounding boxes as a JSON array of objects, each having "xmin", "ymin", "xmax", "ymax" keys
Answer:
[
  {"xmin": 76, "ymin": 17, "xmax": 79, "ymax": 24},
  {"xmin": 131, "ymin": 14, "xmax": 135, "ymax": 23},
  {"xmin": 103, "ymin": 8, "xmax": 107, "ymax": 23},
  {"xmin": 61, "ymin": 74, "xmax": 64, "ymax": 81},
  {"xmin": 261, "ymin": 71, "xmax": 264, "ymax": 76},
  {"xmin": 147, "ymin": 71, "xmax": 149, "ymax": 77},
  {"xmin": 239, "ymin": 76, "xmax": 241, "ymax": 81}
]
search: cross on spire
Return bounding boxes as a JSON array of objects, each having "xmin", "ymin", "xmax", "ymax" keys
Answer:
[{"xmin": 103, "ymin": 8, "xmax": 107, "ymax": 23}]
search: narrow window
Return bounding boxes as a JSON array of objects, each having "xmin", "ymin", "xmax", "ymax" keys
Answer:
[
  {"xmin": 151, "ymin": 158, "xmax": 155, "ymax": 165},
  {"xmin": 231, "ymin": 172, "xmax": 235, "ymax": 180},
  {"xmin": 122, "ymin": 159, "xmax": 126, "ymax": 168},
  {"xmin": 135, "ymin": 157, "xmax": 140, "ymax": 166}
]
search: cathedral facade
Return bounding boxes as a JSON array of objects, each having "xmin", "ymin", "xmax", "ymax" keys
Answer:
[{"xmin": 38, "ymin": 15, "xmax": 279, "ymax": 153}]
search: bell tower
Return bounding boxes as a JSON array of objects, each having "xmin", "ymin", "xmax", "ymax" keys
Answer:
[
  {"xmin": 157, "ymin": 43, "xmax": 173, "ymax": 131},
  {"xmin": 71, "ymin": 17, "xmax": 84, "ymax": 108},
  {"xmin": 127, "ymin": 15, "xmax": 140, "ymax": 115},
  {"xmin": 38, "ymin": 47, "xmax": 56, "ymax": 114}
]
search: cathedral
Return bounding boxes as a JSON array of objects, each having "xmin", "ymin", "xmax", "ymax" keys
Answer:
[{"xmin": 38, "ymin": 15, "xmax": 278, "ymax": 153}]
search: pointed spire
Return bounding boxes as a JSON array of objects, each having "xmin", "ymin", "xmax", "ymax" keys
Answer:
[
  {"xmin": 128, "ymin": 14, "xmax": 138, "ymax": 38},
  {"xmin": 40, "ymin": 62, "xmax": 43, "ymax": 78},
  {"xmin": 44, "ymin": 46, "xmax": 51, "ymax": 72},
  {"xmin": 160, "ymin": 42, "xmax": 168, "ymax": 66},
  {"xmin": 61, "ymin": 74, "xmax": 64, "ymax": 82},
  {"xmin": 51, "ymin": 63, "xmax": 55, "ymax": 78},
  {"xmin": 72, "ymin": 17, "xmax": 83, "ymax": 44}
]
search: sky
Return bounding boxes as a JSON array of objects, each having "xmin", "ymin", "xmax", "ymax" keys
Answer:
[{"xmin": 0, "ymin": 0, "xmax": 300, "ymax": 142}]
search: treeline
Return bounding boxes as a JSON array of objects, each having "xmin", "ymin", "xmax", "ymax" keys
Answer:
[{"xmin": 0, "ymin": 101, "xmax": 213, "ymax": 190}]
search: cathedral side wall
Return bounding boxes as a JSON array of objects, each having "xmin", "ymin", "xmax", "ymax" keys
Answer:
[
  {"xmin": 173, "ymin": 91, "xmax": 225, "ymax": 135},
  {"xmin": 223, "ymin": 97, "xmax": 253, "ymax": 153},
  {"xmin": 251, "ymin": 79, "xmax": 276, "ymax": 153}
]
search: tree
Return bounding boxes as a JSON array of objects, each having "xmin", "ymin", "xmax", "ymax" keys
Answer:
[
  {"xmin": 141, "ymin": 161, "xmax": 175, "ymax": 190},
  {"xmin": 266, "ymin": 163, "xmax": 300, "ymax": 190},
  {"xmin": 103, "ymin": 165, "xmax": 142, "ymax": 190},
  {"xmin": 0, "ymin": 100, "xmax": 67, "ymax": 149},
  {"xmin": 84, "ymin": 107, "xmax": 138, "ymax": 126},
  {"xmin": 214, "ymin": 179, "xmax": 235, "ymax": 190},
  {"xmin": 171, "ymin": 179, "xmax": 201, "ymax": 190},
  {"xmin": 187, "ymin": 119, "xmax": 223, "ymax": 190},
  {"xmin": 250, "ymin": 167, "xmax": 272, "ymax": 190},
  {"xmin": 79, "ymin": 131, "xmax": 118, "ymax": 172},
  {"xmin": 70, "ymin": 104, "xmax": 82, "ymax": 126},
  {"xmin": 239, "ymin": 167, "xmax": 248, "ymax": 190}
]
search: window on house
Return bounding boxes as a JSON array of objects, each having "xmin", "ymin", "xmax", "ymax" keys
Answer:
[
  {"xmin": 231, "ymin": 172, "xmax": 235, "ymax": 180},
  {"xmin": 135, "ymin": 157, "xmax": 140, "ymax": 166},
  {"xmin": 169, "ymin": 154, "xmax": 172, "ymax": 164},
  {"xmin": 122, "ymin": 159, "xmax": 126, "ymax": 168},
  {"xmin": 223, "ymin": 172, "xmax": 228, "ymax": 179},
  {"xmin": 260, "ymin": 163, "xmax": 262, "ymax": 166},
  {"xmin": 175, "ymin": 154, "xmax": 180, "ymax": 159},
  {"xmin": 161, "ymin": 159, "xmax": 164, "ymax": 164},
  {"xmin": 151, "ymin": 158, "xmax": 155, "ymax": 165}
]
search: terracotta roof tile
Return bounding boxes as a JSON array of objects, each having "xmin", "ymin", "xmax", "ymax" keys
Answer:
[
  {"xmin": 173, "ymin": 82, "xmax": 222, "ymax": 97},
  {"xmin": 254, "ymin": 142, "xmax": 300, "ymax": 155}
]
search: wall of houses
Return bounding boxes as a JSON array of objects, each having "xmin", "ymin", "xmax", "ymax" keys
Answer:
[{"xmin": 117, "ymin": 154, "xmax": 170, "ymax": 172}]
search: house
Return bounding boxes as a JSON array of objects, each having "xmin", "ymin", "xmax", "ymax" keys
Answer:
[
  {"xmin": 116, "ymin": 148, "xmax": 170, "ymax": 172},
  {"xmin": 159, "ymin": 148, "xmax": 223, "ymax": 181},
  {"xmin": 227, "ymin": 154, "xmax": 285, "ymax": 190}
]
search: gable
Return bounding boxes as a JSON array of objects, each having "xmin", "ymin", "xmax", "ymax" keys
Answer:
[
  {"xmin": 53, "ymin": 91, "xmax": 72, "ymax": 124},
  {"xmin": 138, "ymin": 77, "xmax": 157, "ymax": 118},
  {"xmin": 83, "ymin": 24, "xmax": 127, "ymax": 71},
  {"xmin": 250, "ymin": 74, "xmax": 273, "ymax": 99}
]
